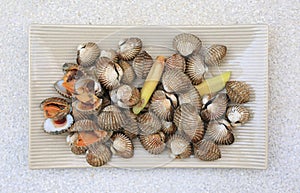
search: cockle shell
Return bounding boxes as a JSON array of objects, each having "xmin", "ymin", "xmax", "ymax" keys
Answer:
[
  {"xmin": 161, "ymin": 120, "xmax": 177, "ymax": 136},
  {"xmin": 100, "ymin": 49, "xmax": 118, "ymax": 63},
  {"xmin": 139, "ymin": 132, "xmax": 166, "ymax": 155},
  {"xmin": 69, "ymin": 119, "xmax": 99, "ymax": 132},
  {"xmin": 204, "ymin": 44, "xmax": 227, "ymax": 66},
  {"xmin": 43, "ymin": 114, "xmax": 73, "ymax": 134},
  {"xmin": 66, "ymin": 133, "xmax": 87, "ymax": 155},
  {"xmin": 119, "ymin": 60, "xmax": 136, "ymax": 84},
  {"xmin": 96, "ymin": 57, "xmax": 123, "ymax": 90},
  {"xmin": 205, "ymin": 120, "xmax": 234, "ymax": 145},
  {"xmin": 200, "ymin": 93, "xmax": 228, "ymax": 122},
  {"xmin": 118, "ymin": 37, "xmax": 142, "ymax": 61},
  {"xmin": 110, "ymin": 85, "xmax": 140, "ymax": 108},
  {"xmin": 97, "ymin": 105, "xmax": 127, "ymax": 131},
  {"xmin": 132, "ymin": 50, "xmax": 153, "ymax": 79},
  {"xmin": 40, "ymin": 97, "xmax": 71, "ymax": 121},
  {"xmin": 173, "ymin": 33, "xmax": 202, "ymax": 57},
  {"xmin": 86, "ymin": 144, "xmax": 112, "ymax": 167},
  {"xmin": 194, "ymin": 140, "xmax": 221, "ymax": 161},
  {"xmin": 226, "ymin": 81, "xmax": 251, "ymax": 104},
  {"xmin": 165, "ymin": 54, "xmax": 186, "ymax": 72},
  {"xmin": 137, "ymin": 112, "xmax": 162, "ymax": 135},
  {"xmin": 77, "ymin": 42, "xmax": 100, "ymax": 67},
  {"xmin": 174, "ymin": 103, "xmax": 204, "ymax": 143},
  {"xmin": 226, "ymin": 105, "xmax": 250, "ymax": 127},
  {"xmin": 122, "ymin": 110, "xmax": 139, "ymax": 139},
  {"xmin": 167, "ymin": 134, "xmax": 192, "ymax": 159},
  {"xmin": 110, "ymin": 133, "xmax": 134, "ymax": 158},
  {"xmin": 150, "ymin": 90, "xmax": 177, "ymax": 121},
  {"xmin": 178, "ymin": 87, "xmax": 202, "ymax": 112},
  {"xmin": 162, "ymin": 69, "xmax": 193, "ymax": 93},
  {"xmin": 186, "ymin": 54, "xmax": 207, "ymax": 85}
]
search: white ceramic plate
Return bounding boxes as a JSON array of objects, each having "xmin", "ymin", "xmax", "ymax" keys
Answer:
[{"xmin": 29, "ymin": 25, "xmax": 268, "ymax": 169}]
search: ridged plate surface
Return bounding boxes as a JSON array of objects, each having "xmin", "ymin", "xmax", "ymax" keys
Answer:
[{"xmin": 29, "ymin": 25, "xmax": 268, "ymax": 169}]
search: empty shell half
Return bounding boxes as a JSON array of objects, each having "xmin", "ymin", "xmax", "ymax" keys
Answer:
[
  {"xmin": 77, "ymin": 42, "xmax": 100, "ymax": 67},
  {"xmin": 226, "ymin": 105, "xmax": 250, "ymax": 127},
  {"xmin": 139, "ymin": 132, "xmax": 166, "ymax": 155},
  {"xmin": 226, "ymin": 81, "xmax": 251, "ymax": 104},
  {"xmin": 204, "ymin": 44, "xmax": 227, "ymax": 66},
  {"xmin": 173, "ymin": 33, "xmax": 202, "ymax": 57},
  {"xmin": 118, "ymin": 37, "xmax": 142, "ymax": 61}
]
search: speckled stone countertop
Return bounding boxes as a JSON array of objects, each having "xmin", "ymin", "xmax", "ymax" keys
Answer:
[{"xmin": 1, "ymin": 0, "xmax": 299, "ymax": 192}]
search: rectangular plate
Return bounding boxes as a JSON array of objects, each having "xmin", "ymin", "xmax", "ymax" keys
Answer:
[{"xmin": 29, "ymin": 25, "xmax": 268, "ymax": 169}]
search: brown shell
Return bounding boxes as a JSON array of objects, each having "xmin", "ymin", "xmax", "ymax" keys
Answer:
[
  {"xmin": 139, "ymin": 132, "xmax": 166, "ymax": 155},
  {"xmin": 40, "ymin": 97, "xmax": 71, "ymax": 121},
  {"xmin": 77, "ymin": 42, "xmax": 100, "ymax": 67},
  {"xmin": 71, "ymin": 101, "xmax": 98, "ymax": 121},
  {"xmin": 186, "ymin": 54, "xmax": 207, "ymax": 85},
  {"xmin": 54, "ymin": 80, "xmax": 72, "ymax": 98},
  {"xmin": 62, "ymin": 63, "xmax": 79, "ymax": 74},
  {"xmin": 72, "ymin": 98, "xmax": 102, "ymax": 117},
  {"xmin": 200, "ymin": 93, "xmax": 228, "ymax": 122},
  {"xmin": 204, "ymin": 44, "xmax": 227, "ymax": 66},
  {"xmin": 173, "ymin": 33, "xmax": 202, "ymax": 57},
  {"xmin": 165, "ymin": 54, "xmax": 186, "ymax": 72},
  {"xmin": 86, "ymin": 144, "xmax": 112, "ymax": 167},
  {"xmin": 226, "ymin": 81, "xmax": 251, "ymax": 104},
  {"xmin": 150, "ymin": 90, "xmax": 176, "ymax": 121},
  {"xmin": 226, "ymin": 105, "xmax": 250, "ymax": 127},
  {"xmin": 132, "ymin": 50, "xmax": 153, "ymax": 79},
  {"xmin": 178, "ymin": 86, "xmax": 202, "ymax": 112},
  {"xmin": 110, "ymin": 133, "xmax": 134, "ymax": 158},
  {"xmin": 194, "ymin": 140, "xmax": 221, "ymax": 161},
  {"xmin": 161, "ymin": 120, "xmax": 177, "ymax": 136},
  {"xmin": 122, "ymin": 110, "xmax": 139, "ymax": 139},
  {"xmin": 100, "ymin": 49, "xmax": 118, "ymax": 63},
  {"xmin": 137, "ymin": 112, "xmax": 162, "ymax": 135},
  {"xmin": 97, "ymin": 105, "xmax": 127, "ymax": 131},
  {"xmin": 118, "ymin": 37, "xmax": 142, "ymax": 61},
  {"xmin": 167, "ymin": 134, "xmax": 192, "ymax": 159},
  {"xmin": 162, "ymin": 69, "xmax": 193, "ymax": 93},
  {"xmin": 96, "ymin": 57, "xmax": 123, "ymax": 90},
  {"xmin": 119, "ymin": 60, "xmax": 136, "ymax": 84},
  {"xmin": 116, "ymin": 85, "xmax": 140, "ymax": 108},
  {"xmin": 174, "ymin": 103, "xmax": 204, "ymax": 143},
  {"xmin": 205, "ymin": 120, "xmax": 234, "ymax": 145},
  {"xmin": 66, "ymin": 133, "xmax": 87, "ymax": 155},
  {"xmin": 69, "ymin": 119, "xmax": 99, "ymax": 132}
]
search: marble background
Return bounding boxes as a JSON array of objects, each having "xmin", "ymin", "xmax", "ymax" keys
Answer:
[{"xmin": 0, "ymin": 0, "xmax": 299, "ymax": 192}]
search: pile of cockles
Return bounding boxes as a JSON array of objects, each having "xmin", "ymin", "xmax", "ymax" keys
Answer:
[{"xmin": 40, "ymin": 33, "xmax": 251, "ymax": 167}]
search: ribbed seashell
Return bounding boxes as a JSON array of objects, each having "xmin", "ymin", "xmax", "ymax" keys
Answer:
[
  {"xmin": 100, "ymin": 49, "xmax": 118, "ymax": 63},
  {"xmin": 178, "ymin": 87, "xmax": 202, "ymax": 112},
  {"xmin": 186, "ymin": 54, "xmax": 207, "ymax": 85},
  {"xmin": 86, "ymin": 144, "xmax": 112, "ymax": 167},
  {"xmin": 173, "ymin": 33, "xmax": 202, "ymax": 57},
  {"xmin": 54, "ymin": 80, "xmax": 72, "ymax": 98},
  {"xmin": 132, "ymin": 50, "xmax": 153, "ymax": 79},
  {"xmin": 40, "ymin": 97, "xmax": 71, "ymax": 121},
  {"xmin": 71, "ymin": 101, "xmax": 97, "ymax": 121},
  {"xmin": 72, "ymin": 98, "xmax": 102, "ymax": 117},
  {"xmin": 62, "ymin": 63, "xmax": 79, "ymax": 74},
  {"xmin": 204, "ymin": 44, "xmax": 227, "ymax": 66},
  {"xmin": 167, "ymin": 134, "xmax": 192, "ymax": 159},
  {"xmin": 139, "ymin": 132, "xmax": 166, "ymax": 155},
  {"xmin": 118, "ymin": 37, "xmax": 142, "ymax": 61},
  {"xmin": 43, "ymin": 114, "xmax": 73, "ymax": 134},
  {"xmin": 174, "ymin": 103, "xmax": 204, "ymax": 143},
  {"xmin": 122, "ymin": 110, "xmax": 139, "ymax": 139},
  {"xmin": 226, "ymin": 81, "xmax": 251, "ymax": 104},
  {"xmin": 165, "ymin": 54, "xmax": 186, "ymax": 72},
  {"xmin": 115, "ymin": 85, "xmax": 140, "ymax": 108},
  {"xmin": 66, "ymin": 133, "xmax": 87, "ymax": 155},
  {"xmin": 110, "ymin": 133, "xmax": 134, "ymax": 158},
  {"xmin": 74, "ymin": 78, "xmax": 102, "ymax": 96},
  {"xmin": 119, "ymin": 60, "xmax": 136, "ymax": 84},
  {"xmin": 200, "ymin": 93, "xmax": 228, "ymax": 122},
  {"xmin": 205, "ymin": 120, "xmax": 234, "ymax": 145},
  {"xmin": 137, "ymin": 112, "xmax": 162, "ymax": 135},
  {"xmin": 162, "ymin": 69, "xmax": 193, "ymax": 93},
  {"xmin": 226, "ymin": 105, "xmax": 250, "ymax": 127},
  {"xmin": 161, "ymin": 120, "xmax": 177, "ymax": 136},
  {"xmin": 150, "ymin": 90, "xmax": 177, "ymax": 121},
  {"xmin": 77, "ymin": 42, "xmax": 100, "ymax": 67},
  {"xmin": 69, "ymin": 119, "xmax": 98, "ymax": 132},
  {"xmin": 95, "ymin": 57, "xmax": 123, "ymax": 90},
  {"xmin": 97, "ymin": 105, "xmax": 127, "ymax": 131},
  {"xmin": 194, "ymin": 140, "xmax": 221, "ymax": 161}
]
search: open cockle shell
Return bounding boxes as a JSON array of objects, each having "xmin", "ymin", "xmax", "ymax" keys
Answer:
[
  {"xmin": 95, "ymin": 57, "xmax": 123, "ymax": 90},
  {"xmin": 132, "ymin": 50, "xmax": 153, "ymax": 79},
  {"xmin": 205, "ymin": 120, "xmax": 234, "ymax": 145},
  {"xmin": 86, "ymin": 144, "xmax": 112, "ymax": 167},
  {"xmin": 40, "ymin": 97, "xmax": 71, "ymax": 121},
  {"xmin": 77, "ymin": 42, "xmax": 100, "ymax": 67},
  {"xmin": 194, "ymin": 140, "xmax": 221, "ymax": 161},
  {"xmin": 118, "ymin": 37, "xmax": 142, "ymax": 61},
  {"xmin": 167, "ymin": 134, "xmax": 192, "ymax": 159},
  {"xmin": 226, "ymin": 81, "xmax": 251, "ymax": 104},
  {"xmin": 173, "ymin": 33, "xmax": 202, "ymax": 57},
  {"xmin": 186, "ymin": 54, "xmax": 207, "ymax": 85},
  {"xmin": 110, "ymin": 133, "xmax": 134, "ymax": 158},
  {"xmin": 162, "ymin": 69, "xmax": 193, "ymax": 93},
  {"xmin": 139, "ymin": 132, "xmax": 166, "ymax": 155},
  {"xmin": 43, "ymin": 114, "xmax": 73, "ymax": 134},
  {"xmin": 226, "ymin": 105, "xmax": 250, "ymax": 127},
  {"xmin": 204, "ymin": 44, "xmax": 227, "ymax": 66},
  {"xmin": 137, "ymin": 112, "xmax": 162, "ymax": 135}
]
